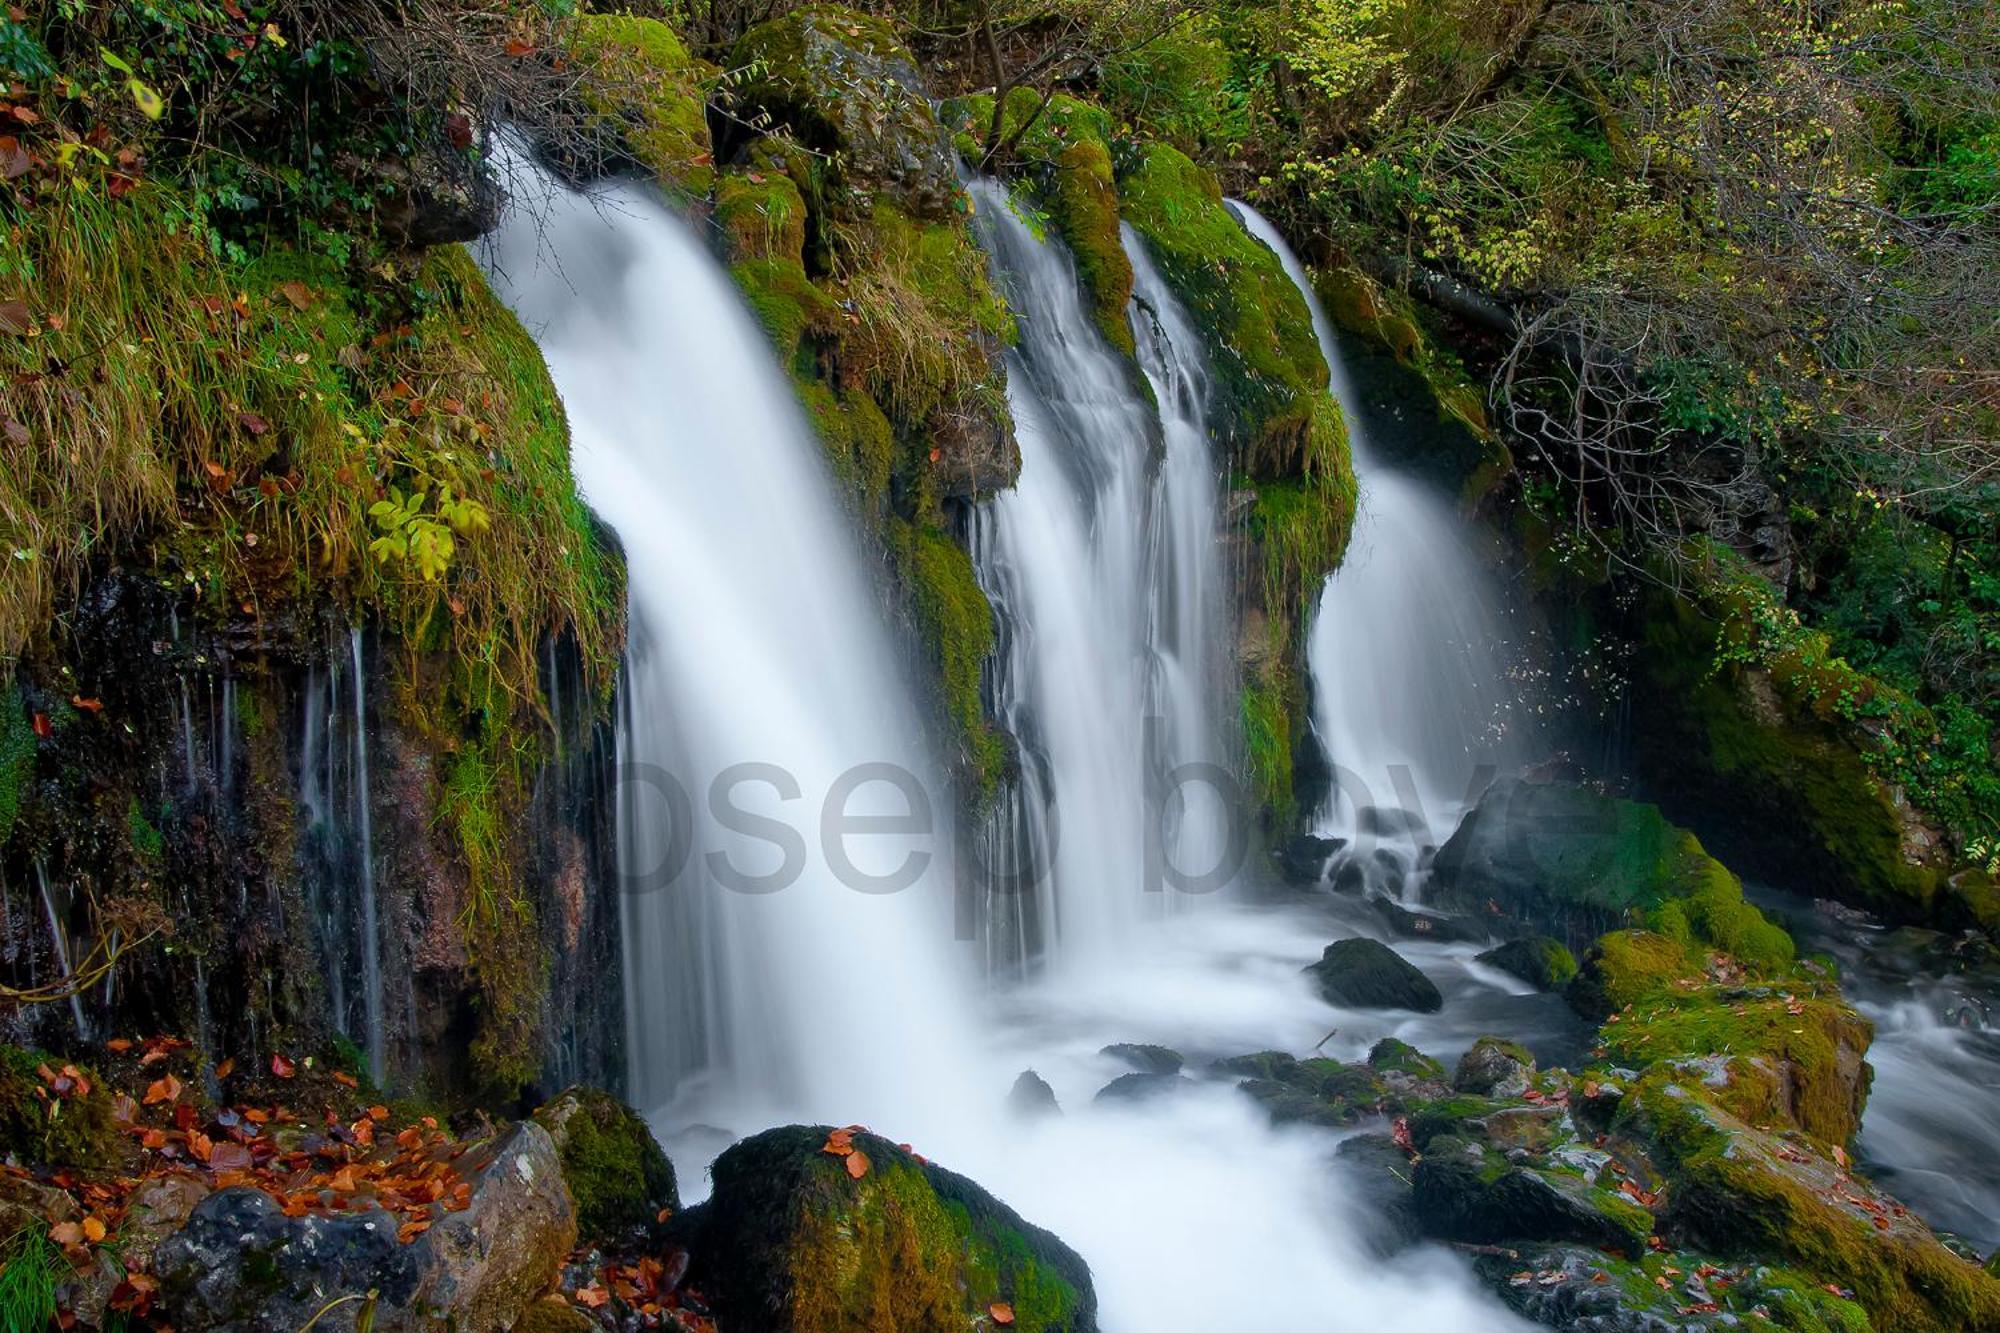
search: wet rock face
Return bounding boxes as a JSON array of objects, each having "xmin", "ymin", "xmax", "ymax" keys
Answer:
[
  {"xmin": 155, "ymin": 1123, "xmax": 574, "ymax": 1331},
  {"xmin": 1414, "ymin": 1135, "xmax": 1653, "ymax": 1256},
  {"xmin": 728, "ymin": 6, "xmax": 959, "ymax": 220},
  {"xmin": 1303, "ymin": 937, "xmax": 1443, "ymax": 1012},
  {"xmin": 691, "ymin": 1125, "xmax": 1096, "ymax": 1332}
]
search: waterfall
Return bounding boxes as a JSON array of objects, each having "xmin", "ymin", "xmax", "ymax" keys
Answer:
[
  {"xmin": 483, "ymin": 151, "xmax": 972, "ymax": 1130},
  {"xmin": 483, "ymin": 153, "xmax": 1524, "ymax": 1330},
  {"xmin": 967, "ymin": 183, "xmax": 1233, "ymax": 963},
  {"xmin": 34, "ymin": 859, "xmax": 89, "ymax": 1040},
  {"xmin": 349, "ymin": 627, "xmax": 384, "ymax": 1086},
  {"xmin": 296, "ymin": 634, "xmax": 385, "ymax": 1082},
  {"xmin": 1233, "ymin": 205, "xmax": 1527, "ymax": 880}
]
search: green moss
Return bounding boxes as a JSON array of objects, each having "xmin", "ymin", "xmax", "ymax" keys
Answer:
[
  {"xmin": 798, "ymin": 379, "xmax": 895, "ymax": 511},
  {"xmin": 730, "ymin": 256, "xmax": 838, "ymax": 359},
  {"xmin": 893, "ymin": 521, "xmax": 1003, "ymax": 798},
  {"xmin": 533, "ymin": 1087, "xmax": 678, "ymax": 1241},
  {"xmin": 1240, "ymin": 676, "xmax": 1293, "ymax": 826},
  {"xmin": 1368, "ymin": 1037, "xmax": 1448, "ymax": 1082},
  {"xmin": 1603, "ymin": 989, "xmax": 1872, "ymax": 1145},
  {"xmin": 1118, "ymin": 144, "xmax": 1334, "ymax": 477},
  {"xmin": 125, "ymin": 795, "xmax": 163, "ymax": 860},
  {"xmin": 0, "ymin": 686, "xmax": 34, "ymax": 847},
  {"xmin": 705, "ymin": 1126, "xmax": 1089, "ymax": 1332},
  {"xmin": 570, "ymin": 14, "xmax": 716, "ymax": 196},
  {"xmin": 1243, "ymin": 447, "xmax": 1359, "ymax": 636},
  {"xmin": 1477, "ymin": 935, "xmax": 1580, "ymax": 990},
  {"xmin": 0, "ymin": 1048, "xmax": 121, "ymax": 1170},
  {"xmin": 1570, "ymin": 929, "xmax": 1698, "ymax": 1017},
  {"xmin": 717, "ymin": 167, "xmax": 809, "ymax": 264}
]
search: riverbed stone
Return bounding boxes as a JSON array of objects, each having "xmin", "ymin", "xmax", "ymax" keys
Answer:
[
  {"xmin": 1304, "ymin": 937, "xmax": 1443, "ymax": 1012},
  {"xmin": 1413, "ymin": 1134, "xmax": 1653, "ymax": 1254},
  {"xmin": 155, "ymin": 1122, "xmax": 574, "ymax": 1331},
  {"xmin": 1009, "ymin": 1069, "xmax": 1061, "ymax": 1118},
  {"xmin": 1094, "ymin": 1071, "xmax": 1188, "ymax": 1105}
]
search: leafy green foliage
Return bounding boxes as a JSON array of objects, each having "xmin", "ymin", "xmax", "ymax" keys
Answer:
[{"xmin": 0, "ymin": 1226, "xmax": 65, "ymax": 1333}]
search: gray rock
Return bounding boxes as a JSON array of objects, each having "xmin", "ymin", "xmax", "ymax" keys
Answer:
[
  {"xmin": 1093, "ymin": 1072, "xmax": 1188, "ymax": 1105},
  {"xmin": 1009, "ymin": 1069, "xmax": 1061, "ymax": 1118},
  {"xmin": 1454, "ymin": 1036, "xmax": 1537, "ymax": 1098},
  {"xmin": 156, "ymin": 1122, "xmax": 574, "ymax": 1331}
]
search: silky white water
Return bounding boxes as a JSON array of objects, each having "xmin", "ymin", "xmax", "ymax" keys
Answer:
[
  {"xmin": 1234, "ymin": 206, "xmax": 1525, "ymax": 865},
  {"xmin": 482, "ymin": 156, "xmax": 972, "ymax": 1133},
  {"xmin": 486, "ymin": 156, "xmax": 1522, "ymax": 1330}
]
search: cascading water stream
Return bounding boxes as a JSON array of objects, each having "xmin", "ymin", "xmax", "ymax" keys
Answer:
[
  {"xmin": 350, "ymin": 627, "xmax": 385, "ymax": 1086},
  {"xmin": 482, "ymin": 151, "xmax": 972, "ymax": 1132},
  {"xmin": 1234, "ymin": 204, "xmax": 1528, "ymax": 887},
  {"xmin": 485, "ymin": 153, "xmax": 1525, "ymax": 1329}
]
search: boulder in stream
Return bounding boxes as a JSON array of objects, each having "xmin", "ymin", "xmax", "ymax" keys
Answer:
[
  {"xmin": 1476, "ymin": 934, "xmax": 1579, "ymax": 990},
  {"xmin": 691, "ymin": 1125, "xmax": 1097, "ymax": 1331},
  {"xmin": 1304, "ymin": 937, "xmax": 1444, "ymax": 1012},
  {"xmin": 532, "ymin": 1085, "xmax": 678, "ymax": 1241},
  {"xmin": 1009, "ymin": 1069, "xmax": 1061, "ymax": 1118},
  {"xmin": 1099, "ymin": 1042, "xmax": 1184, "ymax": 1075}
]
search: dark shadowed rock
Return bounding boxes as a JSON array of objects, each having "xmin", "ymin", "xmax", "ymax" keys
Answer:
[
  {"xmin": 156, "ymin": 1122, "xmax": 573, "ymax": 1331},
  {"xmin": 1304, "ymin": 937, "xmax": 1444, "ymax": 1012},
  {"xmin": 1371, "ymin": 894, "xmax": 1486, "ymax": 943},
  {"xmin": 1476, "ymin": 935, "xmax": 1580, "ymax": 990},
  {"xmin": 1334, "ymin": 1133, "xmax": 1422, "ymax": 1253},
  {"xmin": 1273, "ymin": 833, "xmax": 1344, "ymax": 883},
  {"xmin": 1414, "ymin": 1135, "xmax": 1652, "ymax": 1255}
]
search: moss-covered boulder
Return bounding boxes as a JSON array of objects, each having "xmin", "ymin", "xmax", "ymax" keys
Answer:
[
  {"xmin": 1434, "ymin": 779, "xmax": 1796, "ymax": 969},
  {"xmin": 1367, "ymin": 1037, "xmax": 1449, "ymax": 1086},
  {"xmin": 1598, "ymin": 985, "xmax": 1874, "ymax": 1147},
  {"xmin": 1620, "ymin": 1074, "xmax": 2000, "ymax": 1331},
  {"xmin": 1628, "ymin": 572, "xmax": 1980, "ymax": 931},
  {"xmin": 1223, "ymin": 1055, "xmax": 1396, "ymax": 1127},
  {"xmin": 531, "ymin": 1086, "xmax": 677, "ymax": 1241},
  {"xmin": 1100, "ymin": 1043, "xmax": 1184, "ymax": 1075},
  {"xmin": 1568, "ymin": 928, "xmax": 1703, "ymax": 1018},
  {"xmin": 1413, "ymin": 1134, "xmax": 1655, "ymax": 1255},
  {"xmin": 693, "ymin": 1125, "xmax": 1095, "ymax": 1332},
  {"xmin": 729, "ymin": 7, "xmax": 959, "ymax": 220},
  {"xmin": 570, "ymin": 14, "xmax": 716, "ymax": 195},
  {"xmin": 1304, "ymin": 937, "xmax": 1444, "ymax": 1012},
  {"xmin": 1477, "ymin": 934, "xmax": 1580, "ymax": 991}
]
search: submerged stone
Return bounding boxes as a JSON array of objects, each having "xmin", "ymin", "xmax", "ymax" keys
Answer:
[{"xmin": 1009, "ymin": 1069, "xmax": 1061, "ymax": 1118}]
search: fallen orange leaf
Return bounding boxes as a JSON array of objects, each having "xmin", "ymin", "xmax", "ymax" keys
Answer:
[
  {"xmin": 845, "ymin": 1149, "xmax": 870, "ymax": 1180},
  {"xmin": 990, "ymin": 1302, "xmax": 1015, "ymax": 1325}
]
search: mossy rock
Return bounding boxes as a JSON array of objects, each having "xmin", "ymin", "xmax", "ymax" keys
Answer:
[
  {"xmin": 0, "ymin": 1049, "xmax": 122, "ymax": 1170},
  {"xmin": 1452, "ymin": 1036, "xmax": 1537, "ymax": 1098},
  {"xmin": 1234, "ymin": 1057, "xmax": 1394, "ymax": 1127},
  {"xmin": 570, "ymin": 14, "xmax": 716, "ymax": 195},
  {"xmin": 1477, "ymin": 935, "xmax": 1580, "ymax": 991},
  {"xmin": 531, "ymin": 1086, "xmax": 677, "ymax": 1242},
  {"xmin": 1600, "ymin": 988, "xmax": 1873, "ymax": 1147},
  {"xmin": 730, "ymin": 7, "xmax": 959, "ymax": 220},
  {"xmin": 1367, "ymin": 1037, "xmax": 1448, "ymax": 1084},
  {"xmin": 950, "ymin": 91, "xmax": 1133, "ymax": 356},
  {"xmin": 510, "ymin": 1298, "xmax": 597, "ymax": 1333},
  {"xmin": 694, "ymin": 1125, "xmax": 1096, "ymax": 1332},
  {"xmin": 0, "ymin": 686, "xmax": 35, "ymax": 847},
  {"xmin": 1620, "ymin": 1074, "xmax": 2000, "ymax": 1331},
  {"xmin": 1628, "ymin": 580, "xmax": 1963, "ymax": 929},
  {"xmin": 1100, "ymin": 1043, "xmax": 1183, "ymax": 1075},
  {"xmin": 1413, "ymin": 1134, "xmax": 1654, "ymax": 1255},
  {"xmin": 1568, "ymin": 929, "xmax": 1701, "ymax": 1019},
  {"xmin": 1117, "ymin": 144, "xmax": 1338, "ymax": 485},
  {"xmin": 1303, "ymin": 937, "xmax": 1443, "ymax": 1012},
  {"xmin": 717, "ymin": 165, "xmax": 811, "ymax": 264},
  {"xmin": 889, "ymin": 519, "xmax": 1004, "ymax": 798},
  {"xmin": 1435, "ymin": 779, "xmax": 1795, "ymax": 970},
  {"xmin": 1472, "ymin": 1242, "xmax": 1878, "ymax": 1332}
]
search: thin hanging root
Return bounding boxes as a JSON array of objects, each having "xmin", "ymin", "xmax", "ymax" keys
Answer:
[{"xmin": 0, "ymin": 929, "xmax": 159, "ymax": 1006}]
